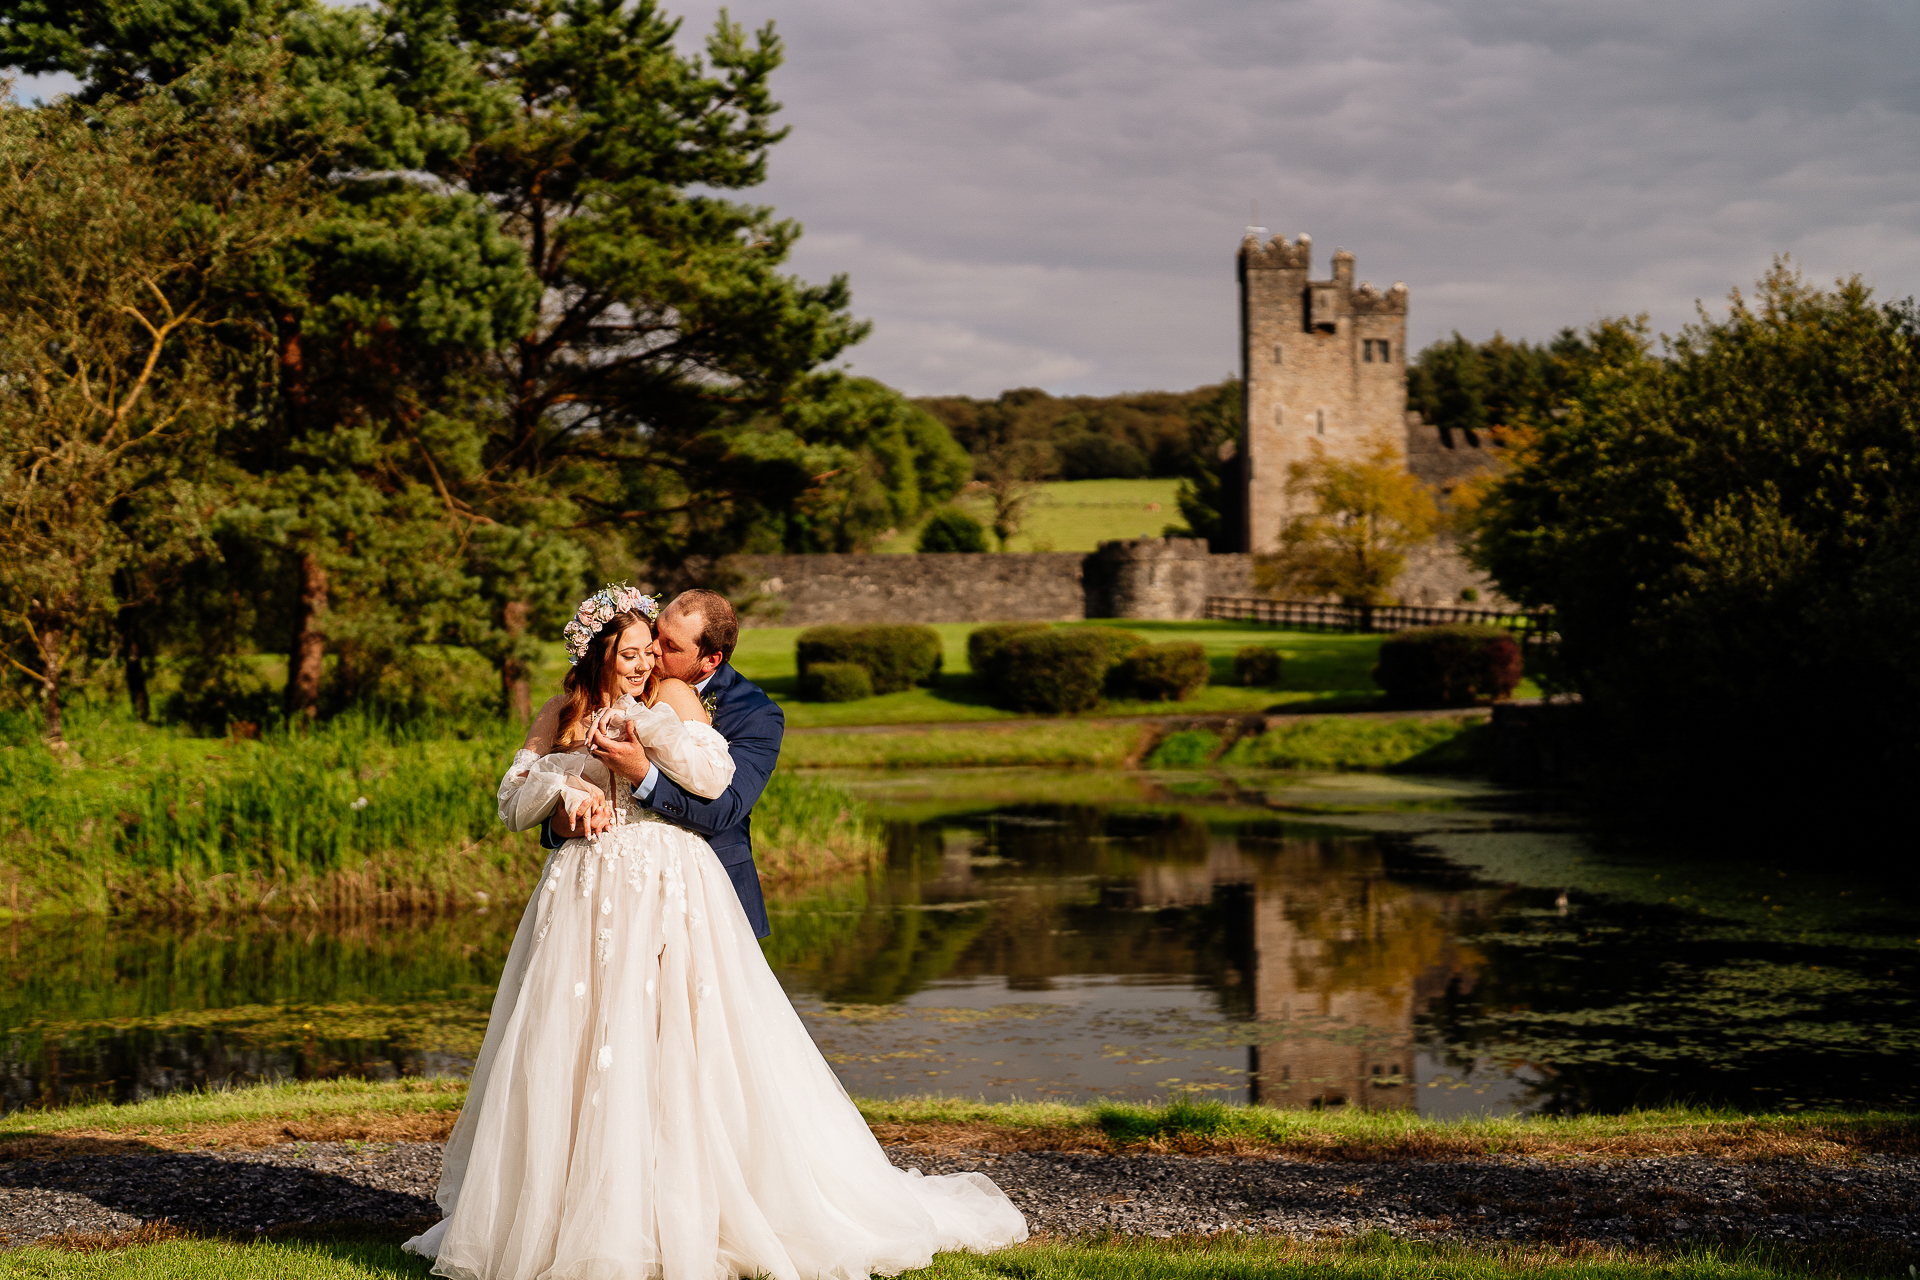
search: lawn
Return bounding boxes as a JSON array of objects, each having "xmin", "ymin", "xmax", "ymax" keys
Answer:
[
  {"xmin": 732, "ymin": 620, "xmax": 1469, "ymax": 730},
  {"xmin": 871, "ymin": 478, "xmax": 1185, "ymax": 554}
]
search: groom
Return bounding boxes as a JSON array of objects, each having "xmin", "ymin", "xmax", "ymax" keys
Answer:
[{"xmin": 545, "ymin": 589, "xmax": 784, "ymax": 937}]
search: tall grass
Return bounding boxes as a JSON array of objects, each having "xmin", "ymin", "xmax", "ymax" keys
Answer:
[{"xmin": 0, "ymin": 707, "xmax": 876, "ymax": 915}]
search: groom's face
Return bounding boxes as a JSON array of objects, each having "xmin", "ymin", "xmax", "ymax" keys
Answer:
[{"xmin": 651, "ymin": 608, "xmax": 724, "ymax": 685}]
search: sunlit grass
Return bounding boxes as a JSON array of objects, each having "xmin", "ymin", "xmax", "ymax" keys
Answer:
[
  {"xmin": 898, "ymin": 1234, "xmax": 1917, "ymax": 1280},
  {"xmin": 781, "ymin": 723, "xmax": 1150, "ymax": 769},
  {"xmin": 0, "ymin": 1232, "xmax": 1907, "ymax": 1280},
  {"xmin": 0, "ymin": 707, "xmax": 875, "ymax": 915},
  {"xmin": 870, "ymin": 478, "xmax": 1185, "ymax": 554}
]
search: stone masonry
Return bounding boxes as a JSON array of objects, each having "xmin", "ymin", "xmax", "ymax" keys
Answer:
[{"xmin": 1239, "ymin": 232, "xmax": 1410, "ymax": 555}]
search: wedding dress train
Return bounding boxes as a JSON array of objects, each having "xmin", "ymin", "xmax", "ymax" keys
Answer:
[{"xmin": 405, "ymin": 697, "xmax": 1027, "ymax": 1280}]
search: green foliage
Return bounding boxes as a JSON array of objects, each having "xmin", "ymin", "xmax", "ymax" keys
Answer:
[
  {"xmin": 965, "ymin": 623, "xmax": 1051, "ymax": 684},
  {"xmin": 1114, "ymin": 641, "xmax": 1210, "ymax": 702},
  {"xmin": 1254, "ymin": 436, "xmax": 1440, "ymax": 604},
  {"xmin": 1372, "ymin": 626, "xmax": 1522, "ymax": 708},
  {"xmin": 995, "ymin": 630, "xmax": 1111, "ymax": 714},
  {"xmin": 798, "ymin": 661, "xmax": 873, "ymax": 703},
  {"xmin": 794, "ymin": 624, "xmax": 942, "ymax": 694},
  {"xmin": 1406, "ymin": 330, "xmax": 1594, "ymax": 442},
  {"xmin": 917, "ymin": 507, "xmax": 990, "ymax": 554},
  {"xmin": 918, "ymin": 382, "xmax": 1236, "ymax": 481},
  {"xmin": 1468, "ymin": 263, "xmax": 1920, "ymax": 820},
  {"xmin": 1164, "ymin": 378, "xmax": 1246, "ymax": 552},
  {"xmin": 1234, "ymin": 646, "xmax": 1283, "ymax": 687},
  {"xmin": 1145, "ymin": 729, "xmax": 1222, "ymax": 768}
]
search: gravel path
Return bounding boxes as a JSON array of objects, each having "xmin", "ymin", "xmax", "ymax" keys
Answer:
[{"xmin": 0, "ymin": 1140, "xmax": 1911, "ymax": 1250}]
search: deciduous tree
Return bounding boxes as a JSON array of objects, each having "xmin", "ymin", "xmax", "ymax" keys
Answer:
[{"xmin": 1254, "ymin": 436, "xmax": 1440, "ymax": 605}]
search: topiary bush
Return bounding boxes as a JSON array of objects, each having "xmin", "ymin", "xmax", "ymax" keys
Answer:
[
  {"xmin": 994, "ymin": 629, "xmax": 1116, "ymax": 713},
  {"xmin": 1372, "ymin": 625, "xmax": 1523, "ymax": 708},
  {"xmin": 916, "ymin": 507, "xmax": 990, "ymax": 553},
  {"xmin": 1233, "ymin": 646, "xmax": 1282, "ymax": 687},
  {"xmin": 795, "ymin": 625, "xmax": 943, "ymax": 695},
  {"xmin": 1114, "ymin": 641, "xmax": 1210, "ymax": 702},
  {"xmin": 797, "ymin": 661, "xmax": 874, "ymax": 703},
  {"xmin": 967, "ymin": 622, "xmax": 1051, "ymax": 684}
]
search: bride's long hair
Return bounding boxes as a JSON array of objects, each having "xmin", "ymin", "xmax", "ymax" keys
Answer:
[{"xmin": 555, "ymin": 610, "xmax": 653, "ymax": 747}]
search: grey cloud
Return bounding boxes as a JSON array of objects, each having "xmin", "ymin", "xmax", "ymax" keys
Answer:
[{"xmin": 673, "ymin": 0, "xmax": 1920, "ymax": 393}]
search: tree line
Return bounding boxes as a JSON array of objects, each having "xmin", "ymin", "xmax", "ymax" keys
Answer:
[{"xmin": 0, "ymin": 0, "xmax": 972, "ymax": 741}]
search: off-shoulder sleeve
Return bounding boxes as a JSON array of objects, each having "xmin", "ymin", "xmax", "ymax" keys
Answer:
[
  {"xmin": 496, "ymin": 748, "xmax": 610, "ymax": 832},
  {"xmin": 622, "ymin": 701, "xmax": 736, "ymax": 800}
]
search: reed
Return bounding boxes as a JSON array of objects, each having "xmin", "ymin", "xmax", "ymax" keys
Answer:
[{"xmin": 0, "ymin": 707, "xmax": 876, "ymax": 915}]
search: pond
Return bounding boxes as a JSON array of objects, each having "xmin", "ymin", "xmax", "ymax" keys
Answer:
[{"xmin": 1, "ymin": 767, "xmax": 1914, "ymax": 1117}]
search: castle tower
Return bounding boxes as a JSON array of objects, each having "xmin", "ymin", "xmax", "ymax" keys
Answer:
[{"xmin": 1238, "ymin": 233, "xmax": 1409, "ymax": 554}]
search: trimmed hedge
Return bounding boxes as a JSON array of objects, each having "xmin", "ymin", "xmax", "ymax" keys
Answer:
[
  {"xmin": 1372, "ymin": 625, "xmax": 1523, "ymax": 708},
  {"xmin": 1114, "ymin": 641, "xmax": 1209, "ymax": 702},
  {"xmin": 1234, "ymin": 646, "xmax": 1283, "ymax": 688},
  {"xmin": 967, "ymin": 622, "xmax": 1050, "ymax": 684},
  {"xmin": 995, "ymin": 630, "xmax": 1114, "ymax": 713},
  {"xmin": 795, "ymin": 624, "xmax": 943, "ymax": 695},
  {"xmin": 967, "ymin": 624, "xmax": 1148, "ymax": 714},
  {"xmin": 798, "ymin": 662, "xmax": 874, "ymax": 703}
]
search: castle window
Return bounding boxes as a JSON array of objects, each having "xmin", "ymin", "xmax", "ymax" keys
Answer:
[
  {"xmin": 1316, "ymin": 409, "xmax": 1326, "ymax": 436},
  {"xmin": 1273, "ymin": 344, "xmax": 1283, "ymax": 365},
  {"xmin": 1363, "ymin": 339, "xmax": 1392, "ymax": 362},
  {"xmin": 1274, "ymin": 407, "xmax": 1284, "ymax": 426}
]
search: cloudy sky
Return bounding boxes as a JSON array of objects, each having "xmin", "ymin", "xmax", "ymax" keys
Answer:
[
  {"xmin": 666, "ymin": 0, "xmax": 1919, "ymax": 396},
  {"xmin": 18, "ymin": 1, "xmax": 1918, "ymax": 396}
]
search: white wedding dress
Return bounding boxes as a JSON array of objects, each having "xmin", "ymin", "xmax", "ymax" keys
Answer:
[{"xmin": 404, "ymin": 694, "xmax": 1026, "ymax": 1280}]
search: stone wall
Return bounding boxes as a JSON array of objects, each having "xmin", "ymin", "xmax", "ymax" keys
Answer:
[
  {"xmin": 730, "ymin": 552, "xmax": 1088, "ymax": 628},
  {"xmin": 728, "ymin": 537, "xmax": 1493, "ymax": 627}
]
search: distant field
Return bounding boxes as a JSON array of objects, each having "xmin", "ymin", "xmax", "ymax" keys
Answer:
[{"xmin": 872, "ymin": 478, "xmax": 1184, "ymax": 554}]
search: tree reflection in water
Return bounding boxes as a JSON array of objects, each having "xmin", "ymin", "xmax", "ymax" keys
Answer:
[{"xmin": 3, "ymin": 788, "xmax": 1914, "ymax": 1115}]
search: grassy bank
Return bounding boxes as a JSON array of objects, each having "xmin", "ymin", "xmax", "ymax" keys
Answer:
[
  {"xmin": 0, "ymin": 710, "xmax": 876, "ymax": 917},
  {"xmin": 869, "ymin": 478, "xmax": 1184, "ymax": 554},
  {"xmin": 786, "ymin": 715, "xmax": 1491, "ymax": 773},
  {"xmin": 5, "ymin": 1081, "xmax": 1911, "ymax": 1165}
]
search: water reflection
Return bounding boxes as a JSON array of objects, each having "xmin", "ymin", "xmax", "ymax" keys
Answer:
[{"xmin": 0, "ymin": 769, "xmax": 1913, "ymax": 1116}]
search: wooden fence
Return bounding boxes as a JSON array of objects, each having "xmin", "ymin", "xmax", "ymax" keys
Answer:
[{"xmin": 1204, "ymin": 596, "xmax": 1554, "ymax": 639}]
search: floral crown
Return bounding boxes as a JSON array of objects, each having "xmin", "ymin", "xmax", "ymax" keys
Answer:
[{"xmin": 563, "ymin": 584, "xmax": 661, "ymax": 666}]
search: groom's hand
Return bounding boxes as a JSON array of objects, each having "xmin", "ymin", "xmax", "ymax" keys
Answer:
[{"xmin": 588, "ymin": 722, "xmax": 650, "ymax": 784}]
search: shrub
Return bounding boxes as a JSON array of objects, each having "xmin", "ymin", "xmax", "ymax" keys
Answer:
[
  {"xmin": 916, "ymin": 507, "xmax": 990, "ymax": 553},
  {"xmin": 794, "ymin": 625, "xmax": 942, "ymax": 694},
  {"xmin": 967, "ymin": 622, "xmax": 1051, "ymax": 683},
  {"xmin": 995, "ymin": 629, "xmax": 1116, "ymax": 714},
  {"xmin": 1372, "ymin": 625, "xmax": 1523, "ymax": 708},
  {"xmin": 1114, "ymin": 641, "xmax": 1209, "ymax": 702},
  {"xmin": 1233, "ymin": 646, "xmax": 1282, "ymax": 687},
  {"xmin": 797, "ymin": 662, "xmax": 873, "ymax": 703}
]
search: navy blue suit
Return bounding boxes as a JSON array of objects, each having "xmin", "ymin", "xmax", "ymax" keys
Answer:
[{"xmin": 544, "ymin": 663, "xmax": 783, "ymax": 938}]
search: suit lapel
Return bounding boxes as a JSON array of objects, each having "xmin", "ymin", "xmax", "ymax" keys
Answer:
[{"xmin": 703, "ymin": 663, "xmax": 741, "ymax": 730}]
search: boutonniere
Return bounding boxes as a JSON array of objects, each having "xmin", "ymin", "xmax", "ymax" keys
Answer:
[{"xmin": 702, "ymin": 693, "xmax": 719, "ymax": 715}]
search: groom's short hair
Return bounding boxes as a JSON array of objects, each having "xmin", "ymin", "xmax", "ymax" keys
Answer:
[{"xmin": 664, "ymin": 589, "xmax": 739, "ymax": 662}]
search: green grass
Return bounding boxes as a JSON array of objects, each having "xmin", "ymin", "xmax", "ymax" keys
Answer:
[
  {"xmin": 782, "ymin": 723, "xmax": 1148, "ymax": 770},
  {"xmin": 872, "ymin": 478, "xmax": 1185, "ymax": 554},
  {"xmin": 0, "ymin": 1235, "xmax": 434, "ymax": 1279},
  {"xmin": 0, "ymin": 1078, "xmax": 465, "ymax": 1140},
  {"xmin": 2, "ymin": 1232, "xmax": 1904, "ymax": 1280},
  {"xmin": 1222, "ymin": 717, "xmax": 1492, "ymax": 773},
  {"xmin": 735, "ymin": 621, "xmax": 1422, "ymax": 730},
  {"xmin": 0, "ymin": 707, "xmax": 876, "ymax": 915},
  {"xmin": 894, "ymin": 1235, "xmax": 1915, "ymax": 1280}
]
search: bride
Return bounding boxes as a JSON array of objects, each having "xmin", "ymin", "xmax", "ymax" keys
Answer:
[{"xmin": 404, "ymin": 587, "xmax": 1026, "ymax": 1280}]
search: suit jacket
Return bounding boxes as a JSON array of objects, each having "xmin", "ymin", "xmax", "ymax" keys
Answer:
[{"xmin": 543, "ymin": 663, "xmax": 783, "ymax": 937}]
